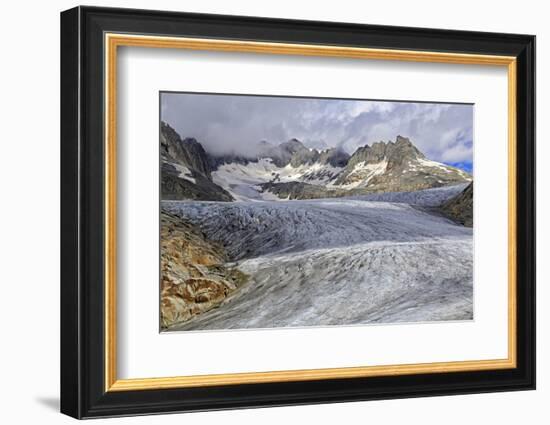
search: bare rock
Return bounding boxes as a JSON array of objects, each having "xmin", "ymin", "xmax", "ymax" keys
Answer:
[
  {"xmin": 441, "ymin": 182, "xmax": 473, "ymax": 227},
  {"xmin": 160, "ymin": 212, "xmax": 248, "ymax": 329}
]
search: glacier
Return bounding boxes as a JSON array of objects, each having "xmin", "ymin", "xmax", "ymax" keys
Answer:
[
  {"xmin": 357, "ymin": 183, "xmax": 469, "ymax": 206},
  {"xmin": 162, "ymin": 184, "xmax": 473, "ymax": 331}
]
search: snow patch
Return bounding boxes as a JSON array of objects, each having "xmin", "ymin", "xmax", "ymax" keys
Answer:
[
  {"xmin": 171, "ymin": 163, "xmax": 196, "ymax": 184},
  {"xmin": 417, "ymin": 158, "xmax": 471, "ymax": 180},
  {"xmin": 337, "ymin": 160, "xmax": 388, "ymax": 188}
]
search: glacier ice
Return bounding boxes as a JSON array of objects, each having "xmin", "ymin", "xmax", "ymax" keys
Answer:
[{"xmin": 162, "ymin": 186, "xmax": 473, "ymax": 331}]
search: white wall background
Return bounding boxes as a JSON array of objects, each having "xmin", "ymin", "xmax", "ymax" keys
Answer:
[{"xmin": 0, "ymin": 0, "xmax": 545, "ymax": 423}]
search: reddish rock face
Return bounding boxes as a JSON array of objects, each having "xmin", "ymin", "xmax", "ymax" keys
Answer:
[{"xmin": 160, "ymin": 212, "xmax": 248, "ymax": 329}]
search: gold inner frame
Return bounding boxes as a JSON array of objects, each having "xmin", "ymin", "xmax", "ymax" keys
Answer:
[{"xmin": 104, "ymin": 33, "xmax": 517, "ymax": 392}]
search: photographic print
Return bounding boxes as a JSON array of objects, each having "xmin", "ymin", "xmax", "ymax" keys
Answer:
[{"xmin": 160, "ymin": 92, "xmax": 474, "ymax": 332}]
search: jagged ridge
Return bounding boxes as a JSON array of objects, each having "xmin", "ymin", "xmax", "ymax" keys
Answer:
[{"xmin": 161, "ymin": 122, "xmax": 471, "ymax": 201}]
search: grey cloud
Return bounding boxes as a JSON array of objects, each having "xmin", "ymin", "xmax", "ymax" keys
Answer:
[{"xmin": 161, "ymin": 92, "xmax": 473, "ymax": 163}]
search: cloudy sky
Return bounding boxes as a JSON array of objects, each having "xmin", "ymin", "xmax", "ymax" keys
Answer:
[{"xmin": 161, "ymin": 92, "xmax": 473, "ymax": 172}]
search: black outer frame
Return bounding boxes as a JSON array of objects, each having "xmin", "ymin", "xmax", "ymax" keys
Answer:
[{"xmin": 60, "ymin": 5, "xmax": 535, "ymax": 419}]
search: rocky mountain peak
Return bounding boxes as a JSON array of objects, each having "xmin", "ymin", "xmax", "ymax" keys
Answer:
[
  {"xmin": 395, "ymin": 135, "xmax": 412, "ymax": 145},
  {"xmin": 347, "ymin": 142, "xmax": 387, "ymax": 168},
  {"xmin": 267, "ymin": 138, "xmax": 316, "ymax": 167},
  {"xmin": 333, "ymin": 135, "xmax": 469, "ymax": 191},
  {"xmin": 346, "ymin": 136, "xmax": 423, "ymax": 168},
  {"xmin": 318, "ymin": 148, "xmax": 350, "ymax": 167},
  {"xmin": 160, "ymin": 122, "xmax": 233, "ymax": 201},
  {"xmin": 386, "ymin": 135, "xmax": 424, "ymax": 169},
  {"xmin": 279, "ymin": 138, "xmax": 307, "ymax": 153},
  {"xmin": 161, "ymin": 122, "xmax": 210, "ymax": 177},
  {"xmin": 179, "ymin": 138, "xmax": 212, "ymax": 178}
]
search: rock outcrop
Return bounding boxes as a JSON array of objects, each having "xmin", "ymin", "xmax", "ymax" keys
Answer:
[
  {"xmin": 160, "ymin": 211, "xmax": 248, "ymax": 329},
  {"xmin": 161, "ymin": 122, "xmax": 233, "ymax": 201},
  {"xmin": 260, "ymin": 181, "xmax": 351, "ymax": 200},
  {"xmin": 211, "ymin": 138, "xmax": 321, "ymax": 168},
  {"xmin": 441, "ymin": 182, "xmax": 473, "ymax": 227},
  {"xmin": 318, "ymin": 147, "xmax": 350, "ymax": 167},
  {"xmin": 161, "ymin": 122, "xmax": 213, "ymax": 177}
]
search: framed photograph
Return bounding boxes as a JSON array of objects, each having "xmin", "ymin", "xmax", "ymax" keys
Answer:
[{"xmin": 60, "ymin": 6, "xmax": 535, "ymax": 419}]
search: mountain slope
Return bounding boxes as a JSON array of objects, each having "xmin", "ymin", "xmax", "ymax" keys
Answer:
[
  {"xmin": 441, "ymin": 182, "xmax": 473, "ymax": 226},
  {"xmin": 161, "ymin": 122, "xmax": 233, "ymax": 201},
  {"xmin": 333, "ymin": 135, "xmax": 471, "ymax": 191}
]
